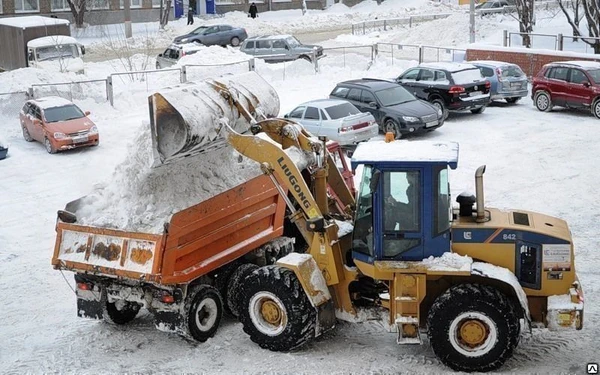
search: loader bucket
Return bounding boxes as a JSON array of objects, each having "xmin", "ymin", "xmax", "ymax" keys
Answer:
[{"xmin": 149, "ymin": 71, "xmax": 280, "ymax": 167}]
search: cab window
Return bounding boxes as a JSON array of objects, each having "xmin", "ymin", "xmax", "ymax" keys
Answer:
[
  {"xmin": 352, "ymin": 166, "xmax": 374, "ymax": 257},
  {"xmin": 304, "ymin": 107, "xmax": 320, "ymax": 120},
  {"xmin": 400, "ymin": 69, "xmax": 419, "ymax": 80}
]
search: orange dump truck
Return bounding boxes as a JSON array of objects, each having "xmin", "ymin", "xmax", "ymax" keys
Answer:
[{"xmin": 51, "ymin": 174, "xmax": 291, "ymax": 342}]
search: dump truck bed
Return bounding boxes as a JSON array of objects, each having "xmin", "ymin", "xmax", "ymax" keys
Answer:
[{"xmin": 52, "ymin": 174, "xmax": 287, "ymax": 285}]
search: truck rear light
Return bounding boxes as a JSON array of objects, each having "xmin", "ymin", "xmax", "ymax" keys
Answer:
[
  {"xmin": 77, "ymin": 282, "xmax": 93, "ymax": 290},
  {"xmin": 340, "ymin": 122, "xmax": 370, "ymax": 133},
  {"xmin": 161, "ymin": 294, "xmax": 175, "ymax": 303},
  {"xmin": 449, "ymin": 86, "xmax": 465, "ymax": 94},
  {"xmin": 485, "ymin": 80, "xmax": 491, "ymax": 89}
]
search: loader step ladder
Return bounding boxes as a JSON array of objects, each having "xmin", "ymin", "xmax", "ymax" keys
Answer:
[{"xmin": 393, "ymin": 273, "xmax": 425, "ymax": 345}]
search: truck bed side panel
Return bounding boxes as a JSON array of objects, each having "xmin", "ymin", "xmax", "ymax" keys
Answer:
[
  {"xmin": 160, "ymin": 174, "xmax": 287, "ymax": 284},
  {"xmin": 52, "ymin": 223, "xmax": 163, "ymax": 281}
]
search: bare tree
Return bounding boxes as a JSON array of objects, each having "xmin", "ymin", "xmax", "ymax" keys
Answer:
[
  {"xmin": 514, "ymin": 0, "xmax": 535, "ymax": 47},
  {"xmin": 160, "ymin": 0, "xmax": 173, "ymax": 28},
  {"xmin": 66, "ymin": 0, "xmax": 88, "ymax": 28},
  {"xmin": 558, "ymin": 0, "xmax": 600, "ymax": 52},
  {"xmin": 98, "ymin": 25, "xmax": 157, "ymax": 81}
]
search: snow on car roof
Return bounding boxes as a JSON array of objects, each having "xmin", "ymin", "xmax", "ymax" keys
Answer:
[
  {"xmin": 31, "ymin": 96, "xmax": 74, "ymax": 109},
  {"xmin": 28, "ymin": 36, "xmax": 79, "ymax": 48},
  {"xmin": 248, "ymin": 34, "xmax": 294, "ymax": 40},
  {"xmin": 351, "ymin": 140, "xmax": 459, "ymax": 168},
  {"xmin": 468, "ymin": 60, "xmax": 519, "ymax": 67},
  {"xmin": 550, "ymin": 60, "xmax": 600, "ymax": 69},
  {"xmin": 419, "ymin": 62, "xmax": 478, "ymax": 72},
  {"xmin": 0, "ymin": 15, "xmax": 70, "ymax": 28},
  {"xmin": 171, "ymin": 42, "xmax": 205, "ymax": 52},
  {"xmin": 299, "ymin": 98, "xmax": 353, "ymax": 108}
]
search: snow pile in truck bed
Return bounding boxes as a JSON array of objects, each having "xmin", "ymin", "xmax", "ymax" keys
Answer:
[{"xmin": 73, "ymin": 121, "xmax": 263, "ymax": 233}]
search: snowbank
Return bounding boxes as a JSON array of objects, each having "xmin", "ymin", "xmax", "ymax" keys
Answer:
[
  {"xmin": 0, "ymin": 134, "xmax": 8, "ymax": 149},
  {"xmin": 74, "ymin": 121, "xmax": 262, "ymax": 233}
]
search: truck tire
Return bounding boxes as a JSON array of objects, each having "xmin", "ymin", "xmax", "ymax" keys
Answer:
[
  {"xmin": 227, "ymin": 263, "xmax": 259, "ymax": 318},
  {"xmin": 183, "ymin": 284, "xmax": 223, "ymax": 342},
  {"xmin": 239, "ymin": 265, "xmax": 316, "ymax": 351},
  {"xmin": 102, "ymin": 300, "xmax": 141, "ymax": 325},
  {"xmin": 213, "ymin": 261, "xmax": 240, "ymax": 315},
  {"xmin": 427, "ymin": 284, "xmax": 519, "ymax": 373}
]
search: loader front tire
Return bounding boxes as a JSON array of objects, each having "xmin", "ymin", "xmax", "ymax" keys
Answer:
[
  {"xmin": 102, "ymin": 300, "xmax": 141, "ymax": 325},
  {"xmin": 227, "ymin": 263, "xmax": 259, "ymax": 318},
  {"xmin": 240, "ymin": 265, "xmax": 316, "ymax": 351},
  {"xmin": 184, "ymin": 284, "xmax": 223, "ymax": 342},
  {"xmin": 427, "ymin": 284, "xmax": 519, "ymax": 373}
]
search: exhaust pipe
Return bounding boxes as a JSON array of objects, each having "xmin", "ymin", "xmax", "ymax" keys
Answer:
[{"xmin": 475, "ymin": 165, "xmax": 487, "ymax": 223}]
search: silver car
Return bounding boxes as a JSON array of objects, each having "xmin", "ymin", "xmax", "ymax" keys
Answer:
[
  {"xmin": 284, "ymin": 99, "xmax": 379, "ymax": 146},
  {"xmin": 156, "ymin": 43, "xmax": 204, "ymax": 69},
  {"xmin": 240, "ymin": 35, "xmax": 324, "ymax": 63}
]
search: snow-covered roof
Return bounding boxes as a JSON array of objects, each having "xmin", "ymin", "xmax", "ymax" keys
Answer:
[
  {"xmin": 468, "ymin": 60, "xmax": 518, "ymax": 67},
  {"xmin": 31, "ymin": 96, "xmax": 74, "ymax": 109},
  {"xmin": 248, "ymin": 34, "xmax": 294, "ymax": 40},
  {"xmin": 28, "ymin": 36, "xmax": 79, "ymax": 48},
  {"xmin": 419, "ymin": 62, "xmax": 478, "ymax": 72},
  {"xmin": 547, "ymin": 60, "xmax": 600, "ymax": 69},
  {"xmin": 0, "ymin": 15, "xmax": 70, "ymax": 28},
  {"xmin": 351, "ymin": 140, "xmax": 459, "ymax": 168}
]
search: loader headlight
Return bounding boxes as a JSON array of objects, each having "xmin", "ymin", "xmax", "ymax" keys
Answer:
[{"xmin": 54, "ymin": 132, "xmax": 67, "ymax": 140}]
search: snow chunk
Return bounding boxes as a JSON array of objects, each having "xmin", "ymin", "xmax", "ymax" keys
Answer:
[
  {"xmin": 351, "ymin": 140, "xmax": 458, "ymax": 167},
  {"xmin": 421, "ymin": 252, "xmax": 472, "ymax": 272},
  {"xmin": 335, "ymin": 219, "xmax": 354, "ymax": 237}
]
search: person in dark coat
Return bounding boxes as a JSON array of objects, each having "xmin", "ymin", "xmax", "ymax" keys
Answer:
[
  {"xmin": 187, "ymin": 7, "xmax": 194, "ymax": 25},
  {"xmin": 248, "ymin": 2, "xmax": 258, "ymax": 19}
]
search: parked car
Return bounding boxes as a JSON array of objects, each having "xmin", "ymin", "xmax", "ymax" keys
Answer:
[
  {"xmin": 156, "ymin": 43, "xmax": 204, "ymax": 69},
  {"xmin": 395, "ymin": 62, "xmax": 490, "ymax": 119},
  {"xmin": 329, "ymin": 79, "xmax": 444, "ymax": 139},
  {"xmin": 240, "ymin": 35, "xmax": 324, "ymax": 63},
  {"xmin": 471, "ymin": 60, "xmax": 528, "ymax": 103},
  {"xmin": 173, "ymin": 24, "xmax": 248, "ymax": 47},
  {"xmin": 475, "ymin": 0, "xmax": 515, "ymax": 15},
  {"xmin": 532, "ymin": 60, "xmax": 600, "ymax": 118},
  {"xmin": 284, "ymin": 99, "xmax": 378, "ymax": 146},
  {"xmin": 19, "ymin": 96, "xmax": 99, "ymax": 154}
]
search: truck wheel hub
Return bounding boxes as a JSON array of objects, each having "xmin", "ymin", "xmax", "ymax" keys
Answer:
[
  {"xmin": 459, "ymin": 319, "xmax": 488, "ymax": 346},
  {"xmin": 261, "ymin": 300, "xmax": 282, "ymax": 325}
]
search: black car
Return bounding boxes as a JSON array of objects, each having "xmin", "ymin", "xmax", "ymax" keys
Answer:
[
  {"xmin": 173, "ymin": 24, "xmax": 248, "ymax": 47},
  {"xmin": 329, "ymin": 79, "xmax": 444, "ymax": 139},
  {"xmin": 395, "ymin": 62, "xmax": 491, "ymax": 119}
]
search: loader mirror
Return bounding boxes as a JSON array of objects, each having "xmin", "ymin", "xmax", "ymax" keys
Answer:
[
  {"xmin": 28, "ymin": 51, "xmax": 34, "ymax": 61},
  {"xmin": 369, "ymin": 169, "xmax": 381, "ymax": 193},
  {"xmin": 583, "ymin": 81, "xmax": 590, "ymax": 87}
]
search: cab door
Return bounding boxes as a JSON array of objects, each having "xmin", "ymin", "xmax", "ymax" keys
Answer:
[
  {"xmin": 300, "ymin": 106, "xmax": 322, "ymax": 136},
  {"xmin": 567, "ymin": 68, "xmax": 595, "ymax": 108},
  {"xmin": 29, "ymin": 104, "xmax": 45, "ymax": 142}
]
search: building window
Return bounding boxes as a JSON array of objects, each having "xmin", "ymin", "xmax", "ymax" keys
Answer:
[
  {"xmin": 120, "ymin": 0, "xmax": 142, "ymax": 8},
  {"xmin": 89, "ymin": 0, "xmax": 110, "ymax": 9},
  {"xmin": 15, "ymin": 0, "xmax": 40, "ymax": 12},
  {"xmin": 51, "ymin": 0, "xmax": 70, "ymax": 11},
  {"xmin": 152, "ymin": 0, "xmax": 174, "ymax": 8}
]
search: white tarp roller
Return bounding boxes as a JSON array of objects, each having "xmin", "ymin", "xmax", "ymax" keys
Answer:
[{"xmin": 149, "ymin": 71, "xmax": 280, "ymax": 167}]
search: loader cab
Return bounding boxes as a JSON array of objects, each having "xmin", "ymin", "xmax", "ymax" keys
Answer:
[{"xmin": 350, "ymin": 141, "xmax": 458, "ymax": 263}]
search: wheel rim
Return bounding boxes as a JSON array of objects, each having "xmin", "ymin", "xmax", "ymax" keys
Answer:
[
  {"xmin": 45, "ymin": 139, "xmax": 52, "ymax": 153},
  {"xmin": 595, "ymin": 102, "xmax": 600, "ymax": 117},
  {"xmin": 232, "ymin": 37, "xmax": 240, "ymax": 46},
  {"xmin": 384, "ymin": 121, "xmax": 397, "ymax": 136},
  {"xmin": 249, "ymin": 291, "xmax": 288, "ymax": 336},
  {"xmin": 23, "ymin": 127, "xmax": 30, "ymax": 139},
  {"xmin": 449, "ymin": 312, "xmax": 497, "ymax": 357},
  {"xmin": 433, "ymin": 101, "xmax": 443, "ymax": 112},
  {"xmin": 537, "ymin": 94, "xmax": 548, "ymax": 110},
  {"xmin": 195, "ymin": 297, "xmax": 218, "ymax": 332}
]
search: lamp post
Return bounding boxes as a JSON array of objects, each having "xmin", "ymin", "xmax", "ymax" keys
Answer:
[{"xmin": 469, "ymin": 0, "xmax": 475, "ymax": 43}]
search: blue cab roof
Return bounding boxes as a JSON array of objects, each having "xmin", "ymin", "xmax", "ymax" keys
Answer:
[{"xmin": 350, "ymin": 140, "xmax": 459, "ymax": 169}]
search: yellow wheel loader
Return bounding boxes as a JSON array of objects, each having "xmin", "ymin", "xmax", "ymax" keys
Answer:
[{"xmin": 149, "ymin": 72, "xmax": 584, "ymax": 373}]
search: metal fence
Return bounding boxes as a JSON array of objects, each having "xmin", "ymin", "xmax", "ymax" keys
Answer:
[
  {"xmin": 322, "ymin": 45, "xmax": 376, "ymax": 69},
  {"xmin": 352, "ymin": 13, "xmax": 452, "ymax": 35},
  {"xmin": 376, "ymin": 43, "xmax": 466, "ymax": 65},
  {"xmin": 505, "ymin": 30, "xmax": 600, "ymax": 54},
  {"xmin": 0, "ymin": 91, "xmax": 28, "ymax": 119},
  {"xmin": 29, "ymin": 79, "xmax": 109, "ymax": 103}
]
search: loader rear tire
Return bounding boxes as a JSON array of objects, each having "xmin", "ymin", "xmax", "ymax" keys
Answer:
[
  {"xmin": 239, "ymin": 265, "xmax": 316, "ymax": 351},
  {"xmin": 184, "ymin": 284, "xmax": 223, "ymax": 342},
  {"xmin": 227, "ymin": 263, "xmax": 259, "ymax": 318},
  {"xmin": 427, "ymin": 284, "xmax": 519, "ymax": 373},
  {"xmin": 102, "ymin": 300, "xmax": 141, "ymax": 325}
]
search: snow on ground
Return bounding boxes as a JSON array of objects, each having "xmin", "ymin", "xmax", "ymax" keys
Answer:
[{"xmin": 1, "ymin": 1, "xmax": 600, "ymax": 374}]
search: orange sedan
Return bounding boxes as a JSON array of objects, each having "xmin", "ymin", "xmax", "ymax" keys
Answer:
[{"xmin": 19, "ymin": 97, "xmax": 99, "ymax": 154}]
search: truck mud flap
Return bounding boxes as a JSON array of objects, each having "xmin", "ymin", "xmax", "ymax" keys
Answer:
[
  {"xmin": 77, "ymin": 298, "xmax": 103, "ymax": 320},
  {"xmin": 154, "ymin": 311, "xmax": 184, "ymax": 333},
  {"xmin": 316, "ymin": 299, "xmax": 336, "ymax": 337}
]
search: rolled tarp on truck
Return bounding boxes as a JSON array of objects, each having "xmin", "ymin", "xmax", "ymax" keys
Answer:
[{"xmin": 149, "ymin": 71, "xmax": 280, "ymax": 167}]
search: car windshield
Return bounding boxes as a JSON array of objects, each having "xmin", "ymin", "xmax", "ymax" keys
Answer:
[
  {"xmin": 44, "ymin": 104, "xmax": 85, "ymax": 123},
  {"xmin": 325, "ymin": 102, "xmax": 361, "ymax": 119},
  {"xmin": 500, "ymin": 65, "xmax": 525, "ymax": 78},
  {"xmin": 192, "ymin": 26, "xmax": 209, "ymax": 35},
  {"xmin": 375, "ymin": 86, "xmax": 416, "ymax": 106},
  {"xmin": 285, "ymin": 36, "xmax": 301, "ymax": 48},
  {"xmin": 452, "ymin": 68, "xmax": 484, "ymax": 84},
  {"xmin": 36, "ymin": 44, "xmax": 79, "ymax": 61},
  {"xmin": 586, "ymin": 69, "xmax": 600, "ymax": 83}
]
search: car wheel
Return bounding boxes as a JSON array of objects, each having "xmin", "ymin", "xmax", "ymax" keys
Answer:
[
  {"xmin": 471, "ymin": 106, "xmax": 486, "ymax": 114},
  {"xmin": 431, "ymin": 98, "xmax": 448, "ymax": 120},
  {"xmin": 299, "ymin": 55, "xmax": 311, "ymax": 63},
  {"xmin": 592, "ymin": 99, "xmax": 600, "ymax": 119},
  {"xmin": 22, "ymin": 126, "xmax": 33, "ymax": 142},
  {"xmin": 505, "ymin": 97, "xmax": 520, "ymax": 104},
  {"xmin": 155, "ymin": 61, "xmax": 161, "ymax": 70},
  {"xmin": 44, "ymin": 138, "xmax": 56, "ymax": 154},
  {"xmin": 384, "ymin": 119, "xmax": 402, "ymax": 140},
  {"xmin": 230, "ymin": 37, "xmax": 241, "ymax": 47},
  {"xmin": 534, "ymin": 91, "xmax": 552, "ymax": 112}
]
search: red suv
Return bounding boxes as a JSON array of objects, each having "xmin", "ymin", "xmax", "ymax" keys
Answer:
[{"xmin": 532, "ymin": 60, "xmax": 600, "ymax": 118}]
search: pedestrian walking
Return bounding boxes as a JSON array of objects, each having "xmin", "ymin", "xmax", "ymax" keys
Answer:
[
  {"xmin": 187, "ymin": 7, "xmax": 194, "ymax": 25},
  {"xmin": 248, "ymin": 2, "xmax": 258, "ymax": 19}
]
